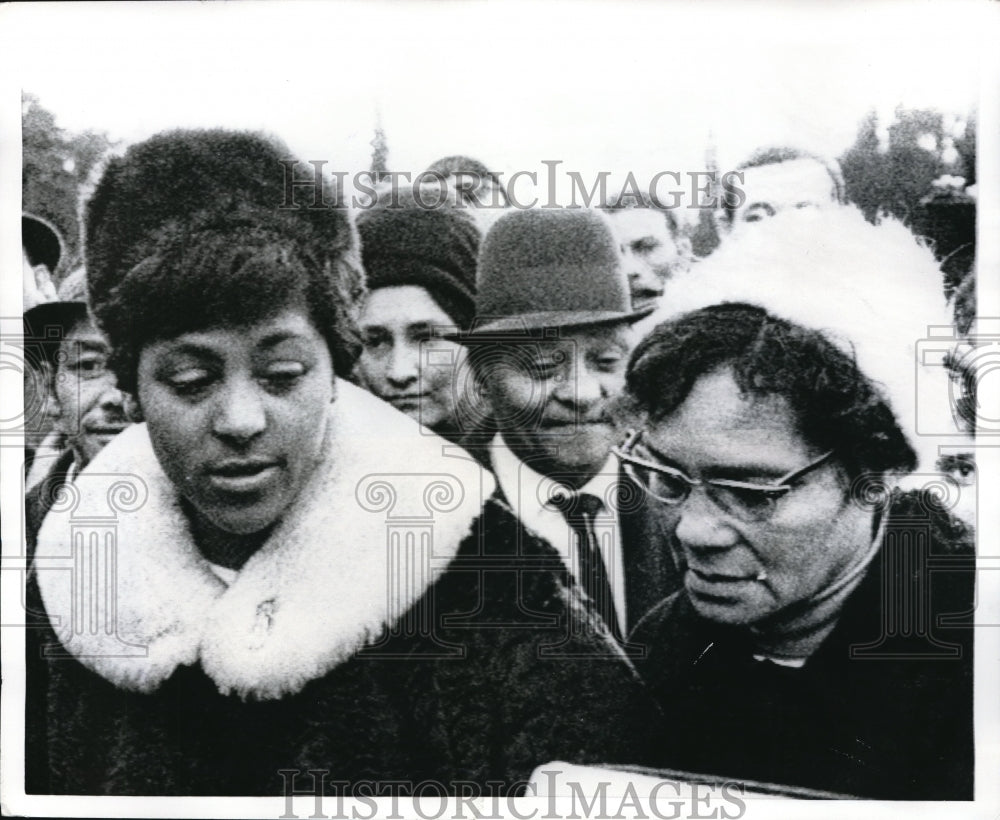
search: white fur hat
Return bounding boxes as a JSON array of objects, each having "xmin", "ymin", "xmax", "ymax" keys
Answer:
[{"xmin": 650, "ymin": 205, "xmax": 969, "ymax": 474}]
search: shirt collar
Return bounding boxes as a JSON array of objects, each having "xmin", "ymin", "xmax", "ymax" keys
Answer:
[{"xmin": 490, "ymin": 433, "xmax": 619, "ymax": 545}]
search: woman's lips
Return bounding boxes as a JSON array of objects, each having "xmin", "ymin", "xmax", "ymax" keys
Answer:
[
  {"xmin": 205, "ymin": 460, "xmax": 281, "ymax": 493},
  {"xmin": 687, "ymin": 566, "xmax": 764, "ymax": 594},
  {"xmin": 387, "ymin": 394, "xmax": 426, "ymax": 410}
]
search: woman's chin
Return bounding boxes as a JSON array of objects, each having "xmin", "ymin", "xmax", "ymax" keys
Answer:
[{"xmin": 193, "ymin": 498, "xmax": 287, "ymax": 537}]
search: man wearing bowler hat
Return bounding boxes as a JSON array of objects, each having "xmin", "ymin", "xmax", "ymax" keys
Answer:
[{"xmin": 453, "ymin": 208, "xmax": 680, "ymax": 642}]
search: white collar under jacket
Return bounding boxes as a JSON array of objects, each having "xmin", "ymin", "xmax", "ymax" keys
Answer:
[{"xmin": 35, "ymin": 380, "xmax": 494, "ymax": 701}]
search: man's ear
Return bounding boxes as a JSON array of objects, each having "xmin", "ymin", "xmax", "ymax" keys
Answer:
[{"xmin": 124, "ymin": 394, "xmax": 144, "ymax": 422}]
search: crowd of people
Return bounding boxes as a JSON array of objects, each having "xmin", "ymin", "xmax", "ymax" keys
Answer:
[{"xmin": 20, "ymin": 127, "xmax": 977, "ymax": 800}]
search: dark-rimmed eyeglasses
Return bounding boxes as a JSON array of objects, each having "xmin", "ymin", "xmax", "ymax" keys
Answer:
[{"xmin": 612, "ymin": 429, "xmax": 835, "ymax": 523}]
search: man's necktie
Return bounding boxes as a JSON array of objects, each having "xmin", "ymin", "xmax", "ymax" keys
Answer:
[{"xmin": 549, "ymin": 489, "xmax": 622, "ymax": 641}]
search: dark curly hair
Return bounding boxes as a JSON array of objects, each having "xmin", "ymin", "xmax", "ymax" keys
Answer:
[
  {"xmin": 85, "ymin": 129, "xmax": 365, "ymax": 395},
  {"xmin": 619, "ymin": 303, "xmax": 916, "ymax": 481}
]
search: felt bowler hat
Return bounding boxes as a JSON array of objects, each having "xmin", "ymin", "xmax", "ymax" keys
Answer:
[{"xmin": 454, "ymin": 208, "xmax": 652, "ymax": 338}]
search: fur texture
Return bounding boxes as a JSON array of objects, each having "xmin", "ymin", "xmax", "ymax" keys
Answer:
[
  {"xmin": 27, "ymin": 381, "xmax": 658, "ymax": 795},
  {"xmin": 35, "ymin": 379, "xmax": 493, "ymax": 700}
]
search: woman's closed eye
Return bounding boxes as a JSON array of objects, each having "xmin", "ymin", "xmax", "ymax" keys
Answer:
[
  {"xmin": 407, "ymin": 323, "xmax": 438, "ymax": 344},
  {"xmin": 260, "ymin": 361, "xmax": 308, "ymax": 392},
  {"xmin": 362, "ymin": 328, "xmax": 391, "ymax": 351},
  {"xmin": 166, "ymin": 367, "xmax": 216, "ymax": 396}
]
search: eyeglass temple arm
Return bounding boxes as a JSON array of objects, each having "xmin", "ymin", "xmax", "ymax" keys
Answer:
[{"xmin": 615, "ymin": 431, "xmax": 834, "ymax": 494}]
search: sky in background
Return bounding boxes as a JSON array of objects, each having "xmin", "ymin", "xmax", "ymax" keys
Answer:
[
  {"xmin": 4, "ymin": 0, "xmax": 987, "ymax": 206},
  {"xmin": 2, "ymin": 7, "xmax": 1000, "ymax": 817}
]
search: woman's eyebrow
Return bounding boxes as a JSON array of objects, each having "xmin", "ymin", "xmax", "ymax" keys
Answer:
[
  {"xmin": 257, "ymin": 330, "xmax": 307, "ymax": 349},
  {"xmin": 160, "ymin": 341, "xmax": 222, "ymax": 360},
  {"xmin": 634, "ymin": 439, "xmax": 686, "ymax": 472},
  {"xmin": 640, "ymin": 439, "xmax": 786, "ymax": 481}
]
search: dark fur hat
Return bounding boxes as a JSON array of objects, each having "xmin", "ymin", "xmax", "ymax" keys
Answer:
[
  {"xmin": 84, "ymin": 129, "xmax": 364, "ymax": 388},
  {"xmin": 86, "ymin": 128, "xmax": 359, "ymax": 311}
]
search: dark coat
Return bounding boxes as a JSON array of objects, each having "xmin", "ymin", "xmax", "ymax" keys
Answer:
[
  {"xmin": 490, "ymin": 460, "xmax": 682, "ymax": 641},
  {"xmin": 630, "ymin": 490, "xmax": 975, "ymax": 800},
  {"xmin": 24, "ymin": 446, "xmax": 76, "ymax": 795},
  {"xmin": 24, "ymin": 446, "xmax": 76, "ymax": 550},
  {"xmin": 617, "ymin": 468, "xmax": 683, "ymax": 632},
  {"xmin": 26, "ymin": 382, "xmax": 658, "ymax": 796}
]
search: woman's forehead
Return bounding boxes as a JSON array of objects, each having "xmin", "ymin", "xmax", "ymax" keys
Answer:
[
  {"xmin": 142, "ymin": 308, "xmax": 323, "ymax": 355},
  {"xmin": 647, "ymin": 369, "xmax": 815, "ymax": 467},
  {"xmin": 361, "ymin": 285, "xmax": 451, "ymax": 327}
]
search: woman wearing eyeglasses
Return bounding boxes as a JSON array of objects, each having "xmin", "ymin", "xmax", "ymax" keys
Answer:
[{"xmin": 616, "ymin": 303, "xmax": 974, "ymax": 800}]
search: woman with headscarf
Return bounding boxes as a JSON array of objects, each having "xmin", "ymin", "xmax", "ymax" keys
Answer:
[{"xmin": 355, "ymin": 187, "xmax": 494, "ymax": 464}]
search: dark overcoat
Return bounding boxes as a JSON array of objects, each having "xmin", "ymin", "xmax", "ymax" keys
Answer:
[
  {"xmin": 27, "ymin": 381, "xmax": 657, "ymax": 796},
  {"xmin": 630, "ymin": 489, "xmax": 976, "ymax": 800}
]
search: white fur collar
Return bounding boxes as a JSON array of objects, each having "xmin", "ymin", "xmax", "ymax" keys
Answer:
[{"xmin": 35, "ymin": 380, "xmax": 494, "ymax": 700}]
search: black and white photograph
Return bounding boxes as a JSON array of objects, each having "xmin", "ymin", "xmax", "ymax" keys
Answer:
[{"xmin": 1, "ymin": 1, "xmax": 998, "ymax": 817}]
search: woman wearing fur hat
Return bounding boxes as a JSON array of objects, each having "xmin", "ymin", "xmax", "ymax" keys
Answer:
[
  {"xmin": 618, "ymin": 209, "xmax": 976, "ymax": 799},
  {"xmin": 26, "ymin": 130, "xmax": 656, "ymax": 796},
  {"xmin": 618, "ymin": 309, "xmax": 974, "ymax": 797}
]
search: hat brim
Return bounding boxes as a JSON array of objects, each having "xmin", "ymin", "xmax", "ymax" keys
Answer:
[
  {"xmin": 444, "ymin": 306, "xmax": 655, "ymax": 342},
  {"xmin": 23, "ymin": 301, "xmax": 89, "ymax": 339},
  {"xmin": 22, "ymin": 214, "xmax": 64, "ymax": 272}
]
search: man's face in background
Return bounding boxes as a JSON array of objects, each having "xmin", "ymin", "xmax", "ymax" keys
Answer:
[
  {"xmin": 728, "ymin": 158, "xmax": 838, "ymax": 238},
  {"xmin": 607, "ymin": 208, "xmax": 690, "ymax": 313},
  {"xmin": 52, "ymin": 314, "xmax": 129, "ymax": 467}
]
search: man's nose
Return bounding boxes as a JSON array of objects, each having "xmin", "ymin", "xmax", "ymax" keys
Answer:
[
  {"xmin": 626, "ymin": 262, "xmax": 662, "ymax": 297},
  {"xmin": 96, "ymin": 379, "xmax": 125, "ymax": 410},
  {"xmin": 551, "ymin": 356, "xmax": 612, "ymax": 408}
]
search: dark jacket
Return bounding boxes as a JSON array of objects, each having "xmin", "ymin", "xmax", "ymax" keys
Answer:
[
  {"xmin": 25, "ymin": 446, "xmax": 76, "ymax": 549},
  {"xmin": 630, "ymin": 490, "xmax": 975, "ymax": 800},
  {"xmin": 617, "ymin": 468, "xmax": 683, "ymax": 632},
  {"xmin": 26, "ymin": 382, "xmax": 657, "ymax": 796},
  {"xmin": 490, "ymin": 455, "xmax": 682, "ymax": 640}
]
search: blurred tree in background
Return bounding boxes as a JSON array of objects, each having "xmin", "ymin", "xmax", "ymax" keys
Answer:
[
  {"xmin": 22, "ymin": 93, "xmax": 117, "ymax": 280},
  {"xmin": 839, "ymin": 106, "xmax": 976, "ymax": 298}
]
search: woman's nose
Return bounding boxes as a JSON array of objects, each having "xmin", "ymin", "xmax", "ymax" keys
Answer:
[
  {"xmin": 672, "ymin": 487, "xmax": 740, "ymax": 554},
  {"xmin": 386, "ymin": 342, "xmax": 420, "ymax": 387},
  {"xmin": 212, "ymin": 380, "xmax": 267, "ymax": 441}
]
